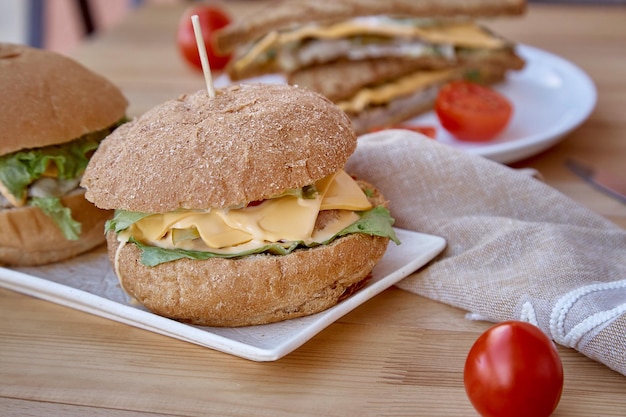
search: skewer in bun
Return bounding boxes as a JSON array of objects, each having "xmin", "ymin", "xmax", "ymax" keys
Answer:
[{"xmin": 81, "ymin": 83, "xmax": 399, "ymax": 327}]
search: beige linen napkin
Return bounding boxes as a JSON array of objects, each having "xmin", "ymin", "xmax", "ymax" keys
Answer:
[{"xmin": 345, "ymin": 130, "xmax": 626, "ymax": 376}]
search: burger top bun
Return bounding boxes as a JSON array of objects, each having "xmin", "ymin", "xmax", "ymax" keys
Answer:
[
  {"xmin": 82, "ymin": 83, "xmax": 357, "ymax": 213},
  {"xmin": 0, "ymin": 43, "xmax": 128, "ymax": 155}
]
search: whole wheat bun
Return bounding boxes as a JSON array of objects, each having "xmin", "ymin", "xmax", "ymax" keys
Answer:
[
  {"xmin": 0, "ymin": 43, "xmax": 128, "ymax": 155},
  {"xmin": 82, "ymin": 83, "xmax": 356, "ymax": 212},
  {"xmin": 0, "ymin": 190, "xmax": 112, "ymax": 266},
  {"xmin": 109, "ymin": 181, "xmax": 390, "ymax": 327},
  {"xmin": 83, "ymin": 83, "xmax": 391, "ymax": 326},
  {"xmin": 214, "ymin": 0, "xmax": 527, "ymax": 54}
]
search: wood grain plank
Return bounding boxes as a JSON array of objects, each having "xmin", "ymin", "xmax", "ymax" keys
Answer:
[
  {"xmin": 2, "ymin": 288, "xmax": 626, "ymax": 416},
  {"xmin": 1, "ymin": 2, "xmax": 625, "ymax": 416}
]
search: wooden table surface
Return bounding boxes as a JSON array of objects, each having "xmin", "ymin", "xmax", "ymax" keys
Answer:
[{"xmin": 1, "ymin": 2, "xmax": 625, "ymax": 416}]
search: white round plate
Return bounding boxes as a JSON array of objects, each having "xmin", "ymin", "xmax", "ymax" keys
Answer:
[
  {"xmin": 215, "ymin": 44, "xmax": 597, "ymax": 164},
  {"xmin": 409, "ymin": 44, "xmax": 597, "ymax": 163}
]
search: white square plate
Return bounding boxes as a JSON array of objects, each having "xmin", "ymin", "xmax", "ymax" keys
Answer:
[{"xmin": 0, "ymin": 228, "xmax": 445, "ymax": 361}]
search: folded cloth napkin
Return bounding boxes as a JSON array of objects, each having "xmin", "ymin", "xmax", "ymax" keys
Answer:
[{"xmin": 345, "ymin": 130, "xmax": 626, "ymax": 376}]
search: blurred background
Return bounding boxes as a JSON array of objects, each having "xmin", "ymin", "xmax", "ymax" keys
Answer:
[
  {"xmin": 0, "ymin": 0, "xmax": 625, "ymax": 56},
  {"xmin": 0, "ymin": 0, "xmax": 178, "ymax": 54}
]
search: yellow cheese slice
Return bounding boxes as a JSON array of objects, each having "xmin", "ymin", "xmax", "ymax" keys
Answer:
[
  {"xmin": 220, "ymin": 194, "xmax": 323, "ymax": 243},
  {"xmin": 124, "ymin": 169, "xmax": 370, "ymax": 253},
  {"xmin": 234, "ymin": 18, "xmax": 505, "ymax": 74},
  {"xmin": 311, "ymin": 210, "xmax": 360, "ymax": 243},
  {"xmin": 129, "ymin": 211, "xmax": 196, "ymax": 242},
  {"xmin": 320, "ymin": 170, "xmax": 372, "ymax": 211},
  {"xmin": 126, "ymin": 208, "xmax": 362, "ymax": 256},
  {"xmin": 415, "ymin": 22, "xmax": 506, "ymax": 49},
  {"xmin": 338, "ymin": 68, "xmax": 457, "ymax": 113},
  {"xmin": 233, "ymin": 30, "xmax": 280, "ymax": 74},
  {"xmin": 171, "ymin": 211, "xmax": 254, "ymax": 249},
  {"xmin": 278, "ymin": 19, "xmax": 505, "ymax": 49}
]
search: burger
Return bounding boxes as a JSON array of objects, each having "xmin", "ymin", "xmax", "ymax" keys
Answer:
[
  {"xmin": 0, "ymin": 43, "xmax": 128, "ymax": 266},
  {"xmin": 81, "ymin": 83, "xmax": 399, "ymax": 327}
]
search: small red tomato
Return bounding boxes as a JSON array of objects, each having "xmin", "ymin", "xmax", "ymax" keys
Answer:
[
  {"xmin": 435, "ymin": 80, "xmax": 512, "ymax": 142},
  {"xmin": 369, "ymin": 125, "xmax": 437, "ymax": 139},
  {"xmin": 464, "ymin": 321, "xmax": 564, "ymax": 417},
  {"xmin": 177, "ymin": 5, "xmax": 231, "ymax": 71}
]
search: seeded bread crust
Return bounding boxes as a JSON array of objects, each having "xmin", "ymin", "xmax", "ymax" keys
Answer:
[
  {"xmin": 108, "ymin": 181, "xmax": 390, "ymax": 327},
  {"xmin": 82, "ymin": 83, "xmax": 356, "ymax": 212},
  {"xmin": 110, "ymin": 232, "xmax": 389, "ymax": 327},
  {"xmin": 0, "ymin": 43, "xmax": 128, "ymax": 155}
]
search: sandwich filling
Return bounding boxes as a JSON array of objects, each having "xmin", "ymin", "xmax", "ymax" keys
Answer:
[
  {"xmin": 0, "ymin": 120, "xmax": 124, "ymax": 239},
  {"xmin": 231, "ymin": 16, "xmax": 509, "ymax": 76},
  {"xmin": 336, "ymin": 66, "xmax": 487, "ymax": 134},
  {"xmin": 107, "ymin": 170, "xmax": 399, "ymax": 267},
  {"xmin": 337, "ymin": 67, "xmax": 458, "ymax": 113}
]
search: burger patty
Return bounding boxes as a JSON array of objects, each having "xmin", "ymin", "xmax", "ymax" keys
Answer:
[{"xmin": 314, "ymin": 209, "xmax": 342, "ymax": 231}]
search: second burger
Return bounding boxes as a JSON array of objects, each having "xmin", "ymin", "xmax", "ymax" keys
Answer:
[{"xmin": 0, "ymin": 43, "xmax": 128, "ymax": 266}]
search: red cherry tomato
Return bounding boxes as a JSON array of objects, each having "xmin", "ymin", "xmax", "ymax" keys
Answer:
[
  {"xmin": 177, "ymin": 5, "xmax": 231, "ymax": 71},
  {"xmin": 369, "ymin": 125, "xmax": 437, "ymax": 139},
  {"xmin": 435, "ymin": 81, "xmax": 512, "ymax": 142},
  {"xmin": 464, "ymin": 321, "xmax": 564, "ymax": 417}
]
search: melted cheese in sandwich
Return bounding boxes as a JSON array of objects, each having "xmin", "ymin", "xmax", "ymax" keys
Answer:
[
  {"xmin": 235, "ymin": 18, "xmax": 505, "ymax": 74},
  {"xmin": 277, "ymin": 19, "xmax": 505, "ymax": 49},
  {"xmin": 338, "ymin": 68, "xmax": 457, "ymax": 113},
  {"xmin": 119, "ymin": 170, "xmax": 372, "ymax": 254}
]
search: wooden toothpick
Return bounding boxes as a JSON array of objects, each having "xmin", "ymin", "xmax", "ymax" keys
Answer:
[{"xmin": 191, "ymin": 14, "xmax": 216, "ymax": 98}]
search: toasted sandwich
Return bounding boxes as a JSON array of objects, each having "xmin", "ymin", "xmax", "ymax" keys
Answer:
[{"xmin": 214, "ymin": 0, "xmax": 526, "ymax": 134}]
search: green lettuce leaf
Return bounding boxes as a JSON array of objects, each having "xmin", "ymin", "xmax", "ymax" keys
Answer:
[
  {"xmin": 0, "ymin": 118, "xmax": 126, "ymax": 240},
  {"xmin": 117, "ymin": 206, "xmax": 400, "ymax": 267},
  {"xmin": 133, "ymin": 238, "xmax": 302, "ymax": 267},
  {"xmin": 335, "ymin": 206, "xmax": 400, "ymax": 244},
  {"xmin": 106, "ymin": 210, "xmax": 153, "ymax": 233},
  {"xmin": 0, "ymin": 131, "xmax": 103, "ymax": 199},
  {"xmin": 29, "ymin": 196, "xmax": 81, "ymax": 240}
]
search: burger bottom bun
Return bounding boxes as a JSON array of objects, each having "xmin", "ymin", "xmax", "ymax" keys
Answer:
[
  {"xmin": 0, "ymin": 189, "xmax": 111, "ymax": 266},
  {"xmin": 109, "ymin": 231, "xmax": 390, "ymax": 327}
]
